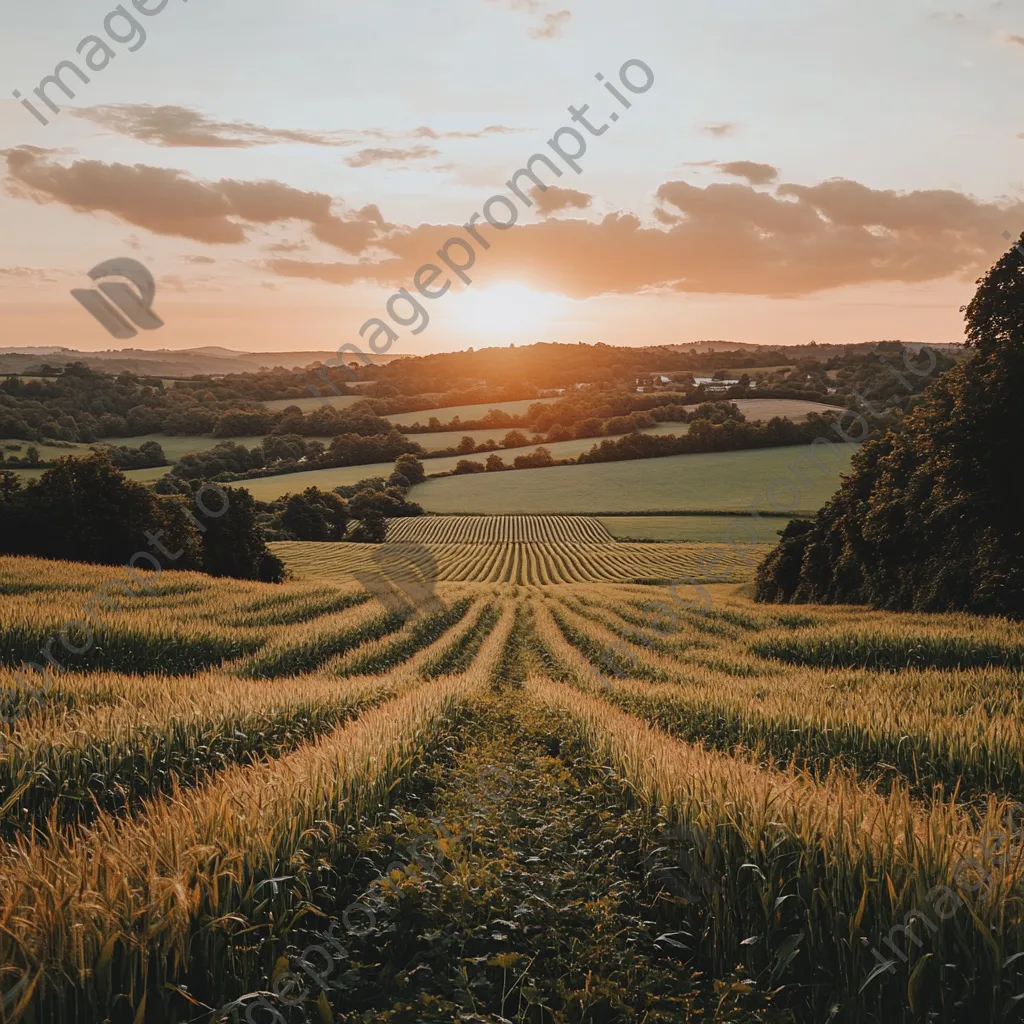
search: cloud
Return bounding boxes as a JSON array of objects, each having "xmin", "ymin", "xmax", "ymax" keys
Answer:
[
  {"xmin": 181, "ymin": 254, "xmax": 216, "ymax": 264},
  {"xmin": 530, "ymin": 185, "xmax": 593, "ymax": 215},
  {"xmin": 530, "ymin": 10, "xmax": 572, "ymax": 37},
  {"xmin": 70, "ymin": 105, "xmax": 366, "ymax": 148},
  {"xmin": 344, "ymin": 145, "xmax": 441, "ymax": 168},
  {"xmin": 267, "ymin": 176, "xmax": 1024, "ymax": 299},
  {"xmin": 1005, "ymin": 32, "xmax": 1024, "ymax": 45},
  {"xmin": 411, "ymin": 124, "xmax": 529, "ymax": 139},
  {"xmin": 717, "ymin": 161, "xmax": 780, "ymax": 186},
  {"xmin": 71, "ymin": 104, "xmax": 528, "ymax": 150},
  {"xmin": 0, "ymin": 266, "xmax": 57, "ymax": 281},
  {"xmin": 488, "ymin": 0, "xmax": 572, "ymax": 38},
  {"xmin": 1, "ymin": 148, "xmax": 386, "ymax": 252},
  {"xmin": 702, "ymin": 122, "xmax": 740, "ymax": 137},
  {"xmin": 264, "ymin": 240, "xmax": 310, "ymax": 254}
]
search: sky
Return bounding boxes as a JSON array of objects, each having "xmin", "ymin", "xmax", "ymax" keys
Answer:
[{"xmin": 1, "ymin": 0, "xmax": 1023, "ymax": 355}]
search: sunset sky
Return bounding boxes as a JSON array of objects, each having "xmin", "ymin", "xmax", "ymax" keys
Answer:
[{"xmin": 2, "ymin": 0, "xmax": 1024, "ymax": 354}]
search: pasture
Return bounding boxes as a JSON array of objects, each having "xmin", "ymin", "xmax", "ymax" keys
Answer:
[
  {"xmin": 2, "ymin": 544, "xmax": 1023, "ymax": 1022},
  {"xmin": 408, "ymin": 442, "xmax": 855, "ymax": 514}
]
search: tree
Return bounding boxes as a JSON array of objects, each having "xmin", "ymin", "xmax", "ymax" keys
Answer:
[
  {"xmin": 349, "ymin": 509, "xmax": 387, "ymax": 543},
  {"xmin": 454, "ymin": 459, "xmax": 486, "ymax": 474},
  {"xmin": 755, "ymin": 236, "xmax": 1024, "ymax": 617},
  {"xmin": 485, "ymin": 454, "xmax": 506, "ymax": 472},
  {"xmin": 196, "ymin": 485, "xmax": 285, "ymax": 582},
  {"xmin": 502, "ymin": 430, "xmax": 529, "ymax": 449},
  {"xmin": 457, "ymin": 435, "xmax": 478, "ymax": 454},
  {"xmin": 394, "ymin": 454, "xmax": 426, "ymax": 484},
  {"xmin": 280, "ymin": 487, "xmax": 348, "ymax": 541}
]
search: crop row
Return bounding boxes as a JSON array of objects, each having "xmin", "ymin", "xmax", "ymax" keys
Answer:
[
  {"xmin": 0, "ymin": 673, "xmax": 392, "ymax": 836},
  {"xmin": 529, "ymin": 679, "xmax": 1024, "ymax": 1021},
  {"xmin": 274, "ymin": 539, "xmax": 760, "ymax": 586},
  {"xmin": 385, "ymin": 514, "xmax": 615, "ymax": 544}
]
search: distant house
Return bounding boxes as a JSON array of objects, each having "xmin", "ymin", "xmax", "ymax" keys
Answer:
[
  {"xmin": 634, "ymin": 374, "xmax": 673, "ymax": 389},
  {"xmin": 694, "ymin": 375, "xmax": 740, "ymax": 393}
]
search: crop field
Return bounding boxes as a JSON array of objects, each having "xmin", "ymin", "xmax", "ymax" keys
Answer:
[
  {"xmin": 409, "ymin": 442, "xmax": 855, "ymax": 514},
  {"xmin": 2, "ymin": 548, "xmax": 1024, "ymax": 1022},
  {"xmin": 689, "ymin": 397, "xmax": 837, "ymax": 421},
  {"xmin": 598, "ymin": 513, "xmax": 794, "ymax": 543},
  {"xmin": 273, "ymin": 538, "xmax": 762, "ymax": 586}
]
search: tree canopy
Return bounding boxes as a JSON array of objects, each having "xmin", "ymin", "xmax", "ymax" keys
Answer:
[{"xmin": 755, "ymin": 237, "xmax": 1024, "ymax": 618}]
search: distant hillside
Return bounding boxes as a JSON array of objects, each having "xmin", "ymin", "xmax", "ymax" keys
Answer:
[
  {"xmin": 0, "ymin": 347, "xmax": 410, "ymax": 378},
  {"xmin": 662, "ymin": 340, "xmax": 961, "ymax": 361}
]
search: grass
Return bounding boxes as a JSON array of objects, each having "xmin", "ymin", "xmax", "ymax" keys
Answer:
[
  {"xmin": 407, "ymin": 443, "xmax": 854, "ymax": 514},
  {"xmin": 385, "ymin": 397, "xmax": 558, "ymax": 428}
]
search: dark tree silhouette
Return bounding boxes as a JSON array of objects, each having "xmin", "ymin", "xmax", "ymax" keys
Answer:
[{"xmin": 755, "ymin": 235, "xmax": 1024, "ymax": 618}]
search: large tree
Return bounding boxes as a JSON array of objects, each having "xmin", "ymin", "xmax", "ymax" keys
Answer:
[{"xmin": 755, "ymin": 236, "xmax": 1024, "ymax": 618}]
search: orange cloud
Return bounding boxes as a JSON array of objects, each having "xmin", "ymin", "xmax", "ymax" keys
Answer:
[
  {"xmin": 529, "ymin": 184, "xmax": 593, "ymax": 215},
  {"xmin": 717, "ymin": 161, "xmax": 779, "ymax": 185},
  {"xmin": 7, "ymin": 148, "xmax": 1019, "ymax": 300},
  {"xmin": 272, "ymin": 179, "xmax": 1023, "ymax": 298},
  {"xmin": 2, "ymin": 148, "xmax": 385, "ymax": 252}
]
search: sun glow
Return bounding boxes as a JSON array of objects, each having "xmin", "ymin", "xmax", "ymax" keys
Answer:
[{"xmin": 451, "ymin": 283, "xmax": 564, "ymax": 338}]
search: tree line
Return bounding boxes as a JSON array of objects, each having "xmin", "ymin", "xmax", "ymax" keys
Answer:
[{"xmin": 755, "ymin": 241, "xmax": 1022, "ymax": 619}]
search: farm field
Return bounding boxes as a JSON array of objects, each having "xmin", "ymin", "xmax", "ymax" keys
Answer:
[
  {"xmin": 2, "ymin": 548, "xmax": 1024, "ymax": 1022},
  {"xmin": 272, "ymin": 537, "xmax": 762, "ymax": 585},
  {"xmin": 408, "ymin": 442, "xmax": 855, "ymax": 514},
  {"xmin": 693, "ymin": 396, "xmax": 837, "ymax": 420},
  {"xmin": 400, "ymin": 419, "xmax": 688, "ymax": 453},
  {"xmin": 7, "ymin": 464, "xmax": 170, "ymax": 485},
  {"xmin": 598, "ymin": 513, "xmax": 794, "ymax": 543},
  {"xmin": 237, "ymin": 427, "xmax": 705, "ymax": 501},
  {"xmin": 384, "ymin": 397, "xmax": 558, "ymax": 428}
]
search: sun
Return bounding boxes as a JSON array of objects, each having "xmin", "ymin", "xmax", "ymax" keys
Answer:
[{"xmin": 451, "ymin": 283, "xmax": 563, "ymax": 338}]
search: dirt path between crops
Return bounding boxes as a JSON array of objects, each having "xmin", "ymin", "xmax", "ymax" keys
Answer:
[{"xmin": 287, "ymin": 692, "xmax": 791, "ymax": 1024}]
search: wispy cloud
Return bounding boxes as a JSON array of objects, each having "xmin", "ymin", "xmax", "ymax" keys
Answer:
[
  {"xmin": 530, "ymin": 10, "xmax": 572, "ymax": 38},
  {"xmin": 702, "ymin": 122, "xmax": 740, "ymax": 137},
  {"xmin": 71, "ymin": 104, "xmax": 528, "ymax": 150},
  {"xmin": 344, "ymin": 145, "xmax": 441, "ymax": 168},
  {"xmin": 489, "ymin": 0, "xmax": 572, "ymax": 39}
]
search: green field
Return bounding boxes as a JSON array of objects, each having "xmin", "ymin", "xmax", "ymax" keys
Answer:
[
  {"xmin": 9, "ymin": 465, "xmax": 170, "ymax": 485},
  {"xmin": 231, "ymin": 425, "xmax": 700, "ymax": 501},
  {"xmin": 598, "ymin": 514, "xmax": 794, "ymax": 543},
  {"xmin": 1, "ymin": 440, "xmax": 88, "ymax": 462},
  {"xmin": 700, "ymin": 397, "xmax": 837, "ymax": 421},
  {"xmin": 407, "ymin": 443, "xmax": 854, "ymax": 514},
  {"xmin": 385, "ymin": 398, "xmax": 557, "ymax": 428}
]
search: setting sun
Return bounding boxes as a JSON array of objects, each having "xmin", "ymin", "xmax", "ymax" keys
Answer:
[{"xmin": 451, "ymin": 283, "xmax": 565, "ymax": 338}]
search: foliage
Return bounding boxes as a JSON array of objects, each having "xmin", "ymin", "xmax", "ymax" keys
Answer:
[{"xmin": 755, "ymin": 240, "xmax": 1024, "ymax": 618}]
